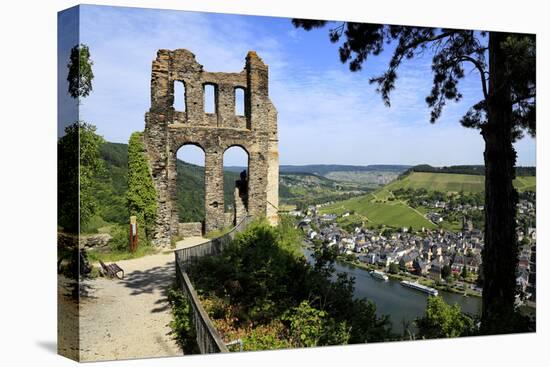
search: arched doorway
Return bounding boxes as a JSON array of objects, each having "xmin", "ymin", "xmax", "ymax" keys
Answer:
[
  {"xmin": 176, "ymin": 143, "xmax": 206, "ymax": 235},
  {"xmin": 223, "ymin": 146, "xmax": 249, "ymax": 226}
]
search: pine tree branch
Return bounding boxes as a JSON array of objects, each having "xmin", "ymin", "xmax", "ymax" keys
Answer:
[{"xmin": 455, "ymin": 55, "xmax": 489, "ymax": 100}]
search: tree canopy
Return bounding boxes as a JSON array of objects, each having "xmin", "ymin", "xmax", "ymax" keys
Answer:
[
  {"xmin": 58, "ymin": 122, "xmax": 105, "ymax": 232},
  {"xmin": 416, "ymin": 296, "xmax": 475, "ymax": 338},
  {"xmin": 127, "ymin": 132, "xmax": 158, "ymax": 242},
  {"xmin": 67, "ymin": 43, "xmax": 94, "ymax": 99}
]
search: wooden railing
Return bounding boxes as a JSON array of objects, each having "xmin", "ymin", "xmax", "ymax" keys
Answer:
[{"xmin": 174, "ymin": 216, "xmax": 253, "ymax": 354}]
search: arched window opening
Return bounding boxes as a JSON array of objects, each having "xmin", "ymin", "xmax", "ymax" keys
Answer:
[
  {"xmin": 176, "ymin": 144, "xmax": 205, "ymax": 224},
  {"xmin": 204, "ymin": 84, "xmax": 216, "ymax": 113},
  {"xmin": 223, "ymin": 146, "xmax": 249, "ymax": 225},
  {"xmin": 174, "ymin": 80, "xmax": 186, "ymax": 112},
  {"xmin": 235, "ymin": 87, "xmax": 245, "ymax": 116}
]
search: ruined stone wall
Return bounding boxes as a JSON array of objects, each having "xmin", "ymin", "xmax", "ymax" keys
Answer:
[
  {"xmin": 224, "ymin": 212, "xmax": 234, "ymax": 228},
  {"xmin": 234, "ymin": 184, "xmax": 247, "ymax": 226},
  {"xmin": 143, "ymin": 49, "xmax": 278, "ymax": 246},
  {"xmin": 178, "ymin": 222, "xmax": 203, "ymax": 237}
]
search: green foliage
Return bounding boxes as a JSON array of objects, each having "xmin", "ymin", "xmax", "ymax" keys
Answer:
[
  {"xmin": 282, "ymin": 301, "xmax": 350, "ymax": 347},
  {"xmin": 80, "ymin": 123, "xmax": 106, "ymax": 229},
  {"xmin": 58, "ymin": 127, "xmax": 78, "ymax": 232},
  {"xmin": 87, "ymin": 242, "xmax": 156, "ymax": 263},
  {"xmin": 186, "ymin": 221, "xmax": 393, "ymax": 349},
  {"xmin": 94, "ymin": 143, "xmax": 129, "ymax": 224},
  {"xmin": 80, "ymin": 214, "xmax": 110, "ymax": 234},
  {"xmin": 58, "ymin": 121, "xmax": 105, "ymax": 232},
  {"xmin": 84, "ymin": 223, "xmax": 158, "ymax": 263},
  {"xmin": 388, "ymin": 262, "xmax": 400, "ymax": 274},
  {"xmin": 127, "ymin": 132, "xmax": 157, "ymax": 242},
  {"xmin": 167, "ymin": 287, "xmax": 200, "ymax": 354},
  {"xmin": 241, "ymin": 322, "xmax": 291, "ymax": 351},
  {"xmin": 441, "ymin": 264, "xmax": 452, "ymax": 280},
  {"xmin": 275, "ymin": 215, "xmax": 304, "ymax": 256},
  {"xmin": 348, "ymin": 298, "xmax": 393, "ymax": 343},
  {"xmin": 416, "ymin": 296, "xmax": 476, "ymax": 339},
  {"xmin": 67, "ymin": 43, "xmax": 94, "ymax": 99},
  {"xmin": 106, "ymin": 224, "xmax": 130, "ymax": 252},
  {"xmin": 461, "ymin": 265, "xmax": 469, "ymax": 279}
]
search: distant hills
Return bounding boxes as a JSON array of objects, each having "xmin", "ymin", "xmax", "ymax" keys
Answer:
[
  {"xmin": 388, "ymin": 171, "xmax": 536, "ymax": 193},
  {"xmin": 89, "ymin": 143, "xmax": 376, "ymax": 230},
  {"xmin": 87, "ymin": 141, "xmax": 535, "ymax": 233},
  {"xmin": 405, "ymin": 164, "xmax": 536, "ymax": 177},
  {"xmin": 224, "ymin": 164, "xmax": 411, "ymax": 175},
  {"xmin": 96, "ymin": 142, "xmax": 243, "ymax": 226},
  {"xmin": 320, "ymin": 170, "xmax": 536, "ymax": 231}
]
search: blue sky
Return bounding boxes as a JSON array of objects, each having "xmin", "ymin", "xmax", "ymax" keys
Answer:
[{"xmin": 58, "ymin": 5, "xmax": 536, "ymax": 167}]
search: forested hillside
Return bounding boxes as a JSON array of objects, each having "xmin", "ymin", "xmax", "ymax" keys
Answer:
[
  {"xmin": 88, "ymin": 142, "xmax": 372, "ymax": 231},
  {"xmin": 88, "ymin": 142, "xmax": 240, "ymax": 231}
]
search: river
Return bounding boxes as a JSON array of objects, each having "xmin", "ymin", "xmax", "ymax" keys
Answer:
[{"xmin": 302, "ymin": 248, "xmax": 481, "ymax": 334}]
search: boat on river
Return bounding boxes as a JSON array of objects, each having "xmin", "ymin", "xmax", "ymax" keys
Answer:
[
  {"xmin": 370, "ymin": 270, "xmax": 389, "ymax": 281},
  {"xmin": 400, "ymin": 280, "xmax": 438, "ymax": 296}
]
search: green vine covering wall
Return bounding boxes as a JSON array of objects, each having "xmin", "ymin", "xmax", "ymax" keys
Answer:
[{"xmin": 127, "ymin": 132, "xmax": 157, "ymax": 242}]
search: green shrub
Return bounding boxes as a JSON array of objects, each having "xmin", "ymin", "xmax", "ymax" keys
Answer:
[
  {"xmin": 167, "ymin": 287, "xmax": 199, "ymax": 354},
  {"xmin": 283, "ymin": 300, "xmax": 349, "ymax": 348},
  {"xmin": 58, "ymin": 122, "xmax": 105, "ymax": 233},
  {"xmin": 241, "ymin": 321, "xmax": 291, "ymax": 351},
  {"xmin": 80, "ymin": 214, "xmax": 110, "ymax": 234},
  {"xmin": 187, "ymin": 220, "xmax": 394, "ymax": 348},
  {"xmin": 127, "ymin": 132, "xmax": 157, "ymax": 242},
  {"xmin": 416, "ymin": 296, "xmax": 476, "ymax": 338},
  {"xmin": 107, "ymin": 225, "xmax": 131, "ymax": 252}
]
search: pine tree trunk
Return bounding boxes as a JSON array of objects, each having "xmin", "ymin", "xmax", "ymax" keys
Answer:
[{"xmin": 480, "ymin": 32, "xmax": 519, "ymax": 334}]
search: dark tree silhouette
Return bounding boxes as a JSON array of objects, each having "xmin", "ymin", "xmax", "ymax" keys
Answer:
[
  {"xmin": 292, "ymin": 19, "xmax": 535, "ymax": 334},
  {"xmin": 67, "ymin": 43, "xmax": 94, "ymax": 99}
]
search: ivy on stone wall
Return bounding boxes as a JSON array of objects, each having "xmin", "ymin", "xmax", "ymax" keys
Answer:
[{"xmin": 127, "ymin": 132, "xmax": 157, "ymax": 242}]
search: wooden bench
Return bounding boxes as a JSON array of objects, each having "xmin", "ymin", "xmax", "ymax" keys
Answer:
[{"xmin": 99, "ymin": 260, "xmax": 124, "ymax": 279}]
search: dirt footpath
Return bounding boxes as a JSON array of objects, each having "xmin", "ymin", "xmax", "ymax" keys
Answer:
[{"xmin": 78, "ymin": 237, "xmax": 207, "ymax": 362}]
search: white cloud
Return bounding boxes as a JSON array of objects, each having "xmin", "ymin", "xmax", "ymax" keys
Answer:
[{"xmin": 73, "ymin": 5, "xmax": 535, "ymax": 167}]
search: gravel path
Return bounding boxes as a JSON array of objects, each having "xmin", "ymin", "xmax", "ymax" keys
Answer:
[{"xmin": 77, "ymin": 237, "xmax": 207, "ymax": 362}]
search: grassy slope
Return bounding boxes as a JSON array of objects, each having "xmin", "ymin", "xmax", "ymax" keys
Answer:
[
  {"xmin": 386, "ymin": 172, "xmax": 535, "ymax": 193},
  {"xmin": 320, "ymin": 172, "xmax": 536, "ymax": 230},
  {"xmin": 321, "ymin": 193, "xmax": 437, "ymax": 230},
  {"xmin": 514, "ymin": 176, "xmax": 536, "ymax": 192}
]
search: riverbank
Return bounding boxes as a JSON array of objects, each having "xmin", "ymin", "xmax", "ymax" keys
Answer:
[
  {"xmin": 335, "ymin": 255, "xmax": 482, "ymax": 298},
  {"xmin": 301, "ymin": 246, "xmax": 482, "ymax": 333}
]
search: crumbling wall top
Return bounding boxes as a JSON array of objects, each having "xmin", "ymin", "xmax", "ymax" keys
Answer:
[{"xmin": 148, "ymin": 48, "xmax": 274, "ymax": 131}]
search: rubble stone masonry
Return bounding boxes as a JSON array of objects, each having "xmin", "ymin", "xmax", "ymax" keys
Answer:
[{"xmin": 142, "ymin": 49, "xmax": 278, "ymax": 246}]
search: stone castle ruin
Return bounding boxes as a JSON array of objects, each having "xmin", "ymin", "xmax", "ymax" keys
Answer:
[{"xmin": 142, "ymin": 49, "xmax": 279, "ymax": 246}]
